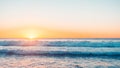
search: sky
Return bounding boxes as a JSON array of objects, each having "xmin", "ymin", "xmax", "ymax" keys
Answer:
[{"xmin": 0, "ymin": 0, "xmax": 120, "ymax": 38}]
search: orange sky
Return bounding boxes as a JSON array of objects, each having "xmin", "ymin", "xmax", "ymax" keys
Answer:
[
  {"xmin": 0, "ymin": 25, "xmax": 119, "ymax": 38},
  {"xmin": 0, "ymin": 0, "xmax": 120, "ymax": 38}
]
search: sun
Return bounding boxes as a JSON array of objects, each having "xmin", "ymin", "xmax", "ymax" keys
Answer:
[
  {"xmin": 28, "ymin": 34, "xmax": 37, "ymax": 39},
  {"xmin": 23, "ymin": 30, "xmax": 39, "ymax": 39},
  {"xmin": 20, "ymin": 28, "xmax": 43, "ymax": 39}
]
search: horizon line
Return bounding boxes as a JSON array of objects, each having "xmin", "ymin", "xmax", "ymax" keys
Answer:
[{"xmin": 0, "ymin": 38, "xmax": 120, "ymax": 39}]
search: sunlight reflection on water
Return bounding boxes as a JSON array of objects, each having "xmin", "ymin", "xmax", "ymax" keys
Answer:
[{"xmin": 0, "ymin": 56, "xmax": 120, "ymax": 68}]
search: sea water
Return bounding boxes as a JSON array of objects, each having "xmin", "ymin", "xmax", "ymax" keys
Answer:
[{"xmin": 0, "ymin": 38, "xmax": 120, "ymax": 68}]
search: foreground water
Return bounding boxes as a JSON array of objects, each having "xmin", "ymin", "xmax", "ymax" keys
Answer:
[{"xmin": 0, "ymin": 38, "xmax": 120, "ymax": 68}]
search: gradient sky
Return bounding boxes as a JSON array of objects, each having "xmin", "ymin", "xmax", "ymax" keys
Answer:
[{"xmin": 0, "ymin": 0, "xmax": 120, "ymax": 38}]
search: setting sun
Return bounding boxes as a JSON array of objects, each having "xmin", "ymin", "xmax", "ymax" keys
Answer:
[
  {"xmin": 27, "ymin": 34, "xmax": 37, "ymax": 39},
  {"xmin": 21, "ymin": 29, "xmax": 40, "ymax": 39}
]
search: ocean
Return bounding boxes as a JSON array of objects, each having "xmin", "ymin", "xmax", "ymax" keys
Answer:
[{"xmin": 0, "ymin": 38, "xmax": 120, "ymax": 68}]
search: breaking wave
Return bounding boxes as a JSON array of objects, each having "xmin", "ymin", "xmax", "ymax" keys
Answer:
[
  {"xmin": 0, "ymin": 39, "xmax": 120, "ymax": 47},
  {"xmin": 0, "ymin": 39, "xmax": 120, "ymax": 58},
  {"xmin": 0, "ymin": 46, "xmax": 120, "ymax": 58}
]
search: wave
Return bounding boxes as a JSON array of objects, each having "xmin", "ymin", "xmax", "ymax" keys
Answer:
[
  {"xmin": 42, "ymin": 41, "xmax": 120, "ymax": 47},
  {"xmin": 0, "ymin": 39, "xmax": 120, "ymax": 58},
  {"xmin": 0, "ymin": 47, "xmax": 120, "ymax": 58},
  {"xmin": 0, "ymin": 50, "xmax": 120, "ymax": 58},
  {"xmin": 0, "ymin": 40, "xmax": 120, "ymax": 47}
]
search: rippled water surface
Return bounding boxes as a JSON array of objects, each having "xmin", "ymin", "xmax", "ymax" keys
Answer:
[{"xmin": 0, "ymin": 38, "xmax": 120, "ymax": 68}]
